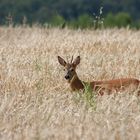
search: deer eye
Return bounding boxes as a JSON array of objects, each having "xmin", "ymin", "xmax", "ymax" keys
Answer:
[{"xmin": 71, "ymin": 69, "xmax": 74, "ymax": 72}]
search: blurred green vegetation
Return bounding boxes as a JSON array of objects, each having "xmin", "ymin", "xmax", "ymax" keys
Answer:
[
  {"xmin": 0, "ymin": 0, "xmax": 140, "ymax": 29},
  {"xmin": 104, "ymin": 12, "xmax": 132, "ymax": 28},
  {"xmin": 68, "ymin": 14, "xmax": 93, "ymax": 29}
]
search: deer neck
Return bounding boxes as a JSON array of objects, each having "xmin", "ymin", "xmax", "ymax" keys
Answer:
[{"xmin": 70, "ymin": 74, "xmax": 84, "ymax": 91}]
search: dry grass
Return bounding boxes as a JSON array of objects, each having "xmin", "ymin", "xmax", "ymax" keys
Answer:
[{"xmin": 0, "ymin": 26, "xmax": 140, "ymax": 140}]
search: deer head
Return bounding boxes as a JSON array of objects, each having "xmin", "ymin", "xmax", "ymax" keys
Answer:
[{"xmin": 58, "ymin": 56, "xmax": 80, "ymax": 83}]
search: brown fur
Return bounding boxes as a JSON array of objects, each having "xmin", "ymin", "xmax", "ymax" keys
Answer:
[{"xmin": 58, "ymin": 56, "xmax": 140, "ymax": 95}]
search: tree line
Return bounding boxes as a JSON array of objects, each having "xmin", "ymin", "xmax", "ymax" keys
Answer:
[{"xmin": 0, "ymin": 0, "xmax": 140, "ymax": 28}]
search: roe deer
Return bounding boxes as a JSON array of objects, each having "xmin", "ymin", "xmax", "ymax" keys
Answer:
[{"xmin": 58, "ymin": 56, "xmax": 140, "ymax": 95}]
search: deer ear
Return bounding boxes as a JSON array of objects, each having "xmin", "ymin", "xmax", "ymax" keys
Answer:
[
  {"xmin": 73, "ymin": 56, "xmax": 80, "ymax": 67},
  {"xmin": 58, "ymin": 56, "xmax": 66, "ymax": 67}
]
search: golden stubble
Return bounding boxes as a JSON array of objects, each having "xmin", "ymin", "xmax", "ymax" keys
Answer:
[{"xmin": 0, "ymin": 27, "xmax": 140, "ymax": 140}]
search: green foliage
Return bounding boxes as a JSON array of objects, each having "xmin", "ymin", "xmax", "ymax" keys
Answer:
[
  {"xmin": 83, "ymin": 82, "xmax": 97, "ymax": 110},
  {"xmin": 73, "ymin": 82, "xmax": 97, "ymax": 110},
  {"xmin": 69, "ymin": 14, "xmax": 93, "ymax": 29},
  {"xmin": 77, "ymin": 14, "xmax": 93, "ymax": 29},
  {"xmin": 0, "ymin": 0, "xmax": 140, "ymax": 28},
  {"xmin": 104, "ymin": 13, "xmax": 116, "ymax": 27},
  {"xmin": 104, "ymin": 12, "xmax": 132, "ymax": 28},
  {"xmin": 115, "ymin": 12, "xmax": 132, "ymax": 27},
  {"xmin": 50, "ymin": 14, "xmax": 66, "ymax": 27},
  {"xmin": 133, "ymin": 20, "xmax": 140, "ymax": 29}
]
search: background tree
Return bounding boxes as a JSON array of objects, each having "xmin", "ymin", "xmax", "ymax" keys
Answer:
[{"xmin": 0, "ymin": 0, "xmax": 139, "ymax": 28}]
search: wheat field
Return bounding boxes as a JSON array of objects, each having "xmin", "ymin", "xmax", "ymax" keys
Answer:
[{"xmin": 0, "ymin": 26, "xmax": 140, "ymax": 140}]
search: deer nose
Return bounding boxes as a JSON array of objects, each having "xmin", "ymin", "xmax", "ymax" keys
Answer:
[{"xmin": 65, "ymin": 75, "xmax": 70, "ymax": 80}]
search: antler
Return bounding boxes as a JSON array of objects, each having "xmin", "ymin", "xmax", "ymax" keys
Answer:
[{"xmin": 71, "ymin": 55, "xmax": 73, "ymax": 63}]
